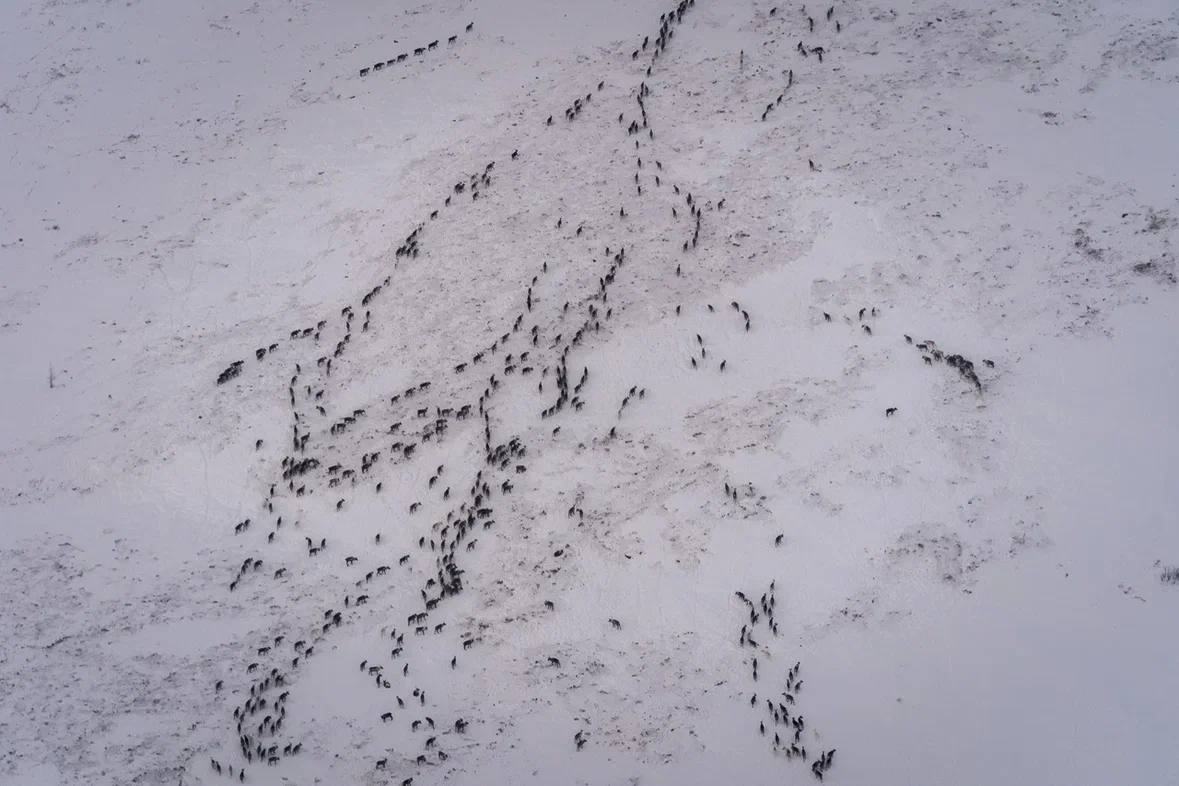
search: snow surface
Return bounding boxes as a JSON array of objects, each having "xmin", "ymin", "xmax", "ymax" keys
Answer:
[{"xmin": 1, "ymin": 0, "xmax": 1177, "ymax": 784}]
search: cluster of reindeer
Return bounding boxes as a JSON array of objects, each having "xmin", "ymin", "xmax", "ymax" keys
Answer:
[
  {"xmin": 196, "ymin": 0, "xmax": 904, "ymax": 782},
  {"xmin": 788, "ymin": 3, "xmax": 843, "ymax": 49},
  {"xmin": 205, "ymin": 147, "xmax": 530, "ymax": 781},
  {"xmin": 735, "ymin": 582, "xmax": 837, "ymax": 778},
  {"xmin": 552, "ymin": 84, "xmax": 600, "ymax": 125},
  {"xmin": 679, "ymin": 297, "xmax": 752, "ymax": 372},
  {"xmin": 904, "ymin": 334, "xmax": 991, "ymax": 391},
  {"xmin": 760, "ymin": 70, "xmax": 794, "ymax": 121},
  {"xmin": 545, "ymin": 0, "xmax": 700, "ymax": 126},
  {"xmin": 814, "ymin": 302, "xmax": 995, "ymax": 408},
  {"xmin": 645, "ymin": 0, "xmax": 701, "ymax": 74},
  {"xmin": 755, "ymin": 2, "xmax": 846, "ymax": 177},
  {"xmin": 217, "ymin": 360, "xmax": 244, "ymax": 385},
  {"xmin": 211, "ymin": 153, "xmax": 511, "ymax": 390},
  {"xmin": 359, "ymin": 22, "xmax": 473, "ymax": 78}
]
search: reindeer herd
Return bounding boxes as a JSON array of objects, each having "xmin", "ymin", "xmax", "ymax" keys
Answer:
[
  {"xmin": 202, "ymin": 1, "xmax": 995, "ymax": 782},
  {"xmin": 734, "ymin": 582, "xmax": 837, "ymax": 778},
  {"xmin": 358, "ymin": 21, "xmax": 475, "ymax": 79}
]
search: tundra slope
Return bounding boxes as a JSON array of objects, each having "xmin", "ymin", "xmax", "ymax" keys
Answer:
[{"xmin": 1, "ymin": 0, "xmax": 1177, "ymax": 785}]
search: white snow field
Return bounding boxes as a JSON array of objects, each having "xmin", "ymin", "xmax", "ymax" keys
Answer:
[{"xmin": 1, "ymin": 0, "xmax": 1177, "ymax": 783}]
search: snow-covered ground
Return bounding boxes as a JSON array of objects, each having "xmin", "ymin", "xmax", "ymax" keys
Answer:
[{"xmin": 2, "ymin": 0, "xmax": 1177, "ymax": 783}]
